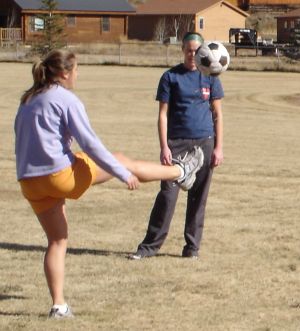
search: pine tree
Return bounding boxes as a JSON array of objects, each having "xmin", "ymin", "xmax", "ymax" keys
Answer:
[{"xmin": 32, "ymin": 0, "xmax": 66, "ymax": 55}]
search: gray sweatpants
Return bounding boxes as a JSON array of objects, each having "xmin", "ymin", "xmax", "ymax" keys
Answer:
[{"xmin": 137, "ymin": 137, "xmax": 214, "ymax": 257}]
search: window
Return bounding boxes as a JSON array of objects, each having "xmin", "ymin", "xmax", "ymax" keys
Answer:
[
  {"xmin": 67, "ymin": 15, "xmax": 76, "ymax": 27},
  {"xmin": 101, "ymin": 16, "xmax": 110, "ymax": 32},
  {"xmin": 199, "ymin": 17, "xmax": 204, "ymax": 30},
  {"xmin": 290, "ymin": 20, "xmax": 295, "ymax": 29},
  {"xmin": 30, "ymin": 16, "xmax": 44, "ymax": 32},
  {"xmin": 284, "ymin": 21, "xmax": 288, "ymax": 29}
]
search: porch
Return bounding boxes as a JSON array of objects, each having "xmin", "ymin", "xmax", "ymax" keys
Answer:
[{"xmin": 0, "ymin": 28, "xmax": 22, "ymax": 47}]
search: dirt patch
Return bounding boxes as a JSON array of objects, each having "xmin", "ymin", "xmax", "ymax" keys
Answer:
[{"xmin": 282, "ymin": 93, "xmax": 300, "ymax": 107}]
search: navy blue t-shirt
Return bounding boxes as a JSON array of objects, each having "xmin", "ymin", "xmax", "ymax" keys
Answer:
[{"xmin": 156, "ymin": 64, "xmax": 224, "ymax": 139}]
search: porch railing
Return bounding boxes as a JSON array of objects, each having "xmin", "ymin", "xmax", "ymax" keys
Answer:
[{"xmin": 0, "ymin": 28, "xmax": 22, "ymax": 47}]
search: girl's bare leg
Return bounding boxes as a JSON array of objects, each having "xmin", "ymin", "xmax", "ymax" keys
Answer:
[
  {"xmin": 92, "ymin": 152, "xmax": 181, "ymax": 185},
  {"xmin": 37, "ymin": 199, "xmax": 68, "ymax": 306},
  {"xmin": 115, "ymin": 153, "xmax": 180, "ymax": 182}
]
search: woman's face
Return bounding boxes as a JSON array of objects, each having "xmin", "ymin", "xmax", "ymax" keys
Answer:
[{"xmin": 182, "ymin": 40, "xmax": 201, "ymax": 71}]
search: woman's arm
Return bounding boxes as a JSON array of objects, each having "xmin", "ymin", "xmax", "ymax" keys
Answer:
[
  {"xmin": 158, "ymin": 102, "xmax": 172, "ymax": 165},
  {"xmin": 211, "ymin": 98, "xmax": 224, "ymax": 167}
]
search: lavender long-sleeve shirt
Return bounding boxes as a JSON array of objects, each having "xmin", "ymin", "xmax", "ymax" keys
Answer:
[{"xmin": 14, "ymin": 85, "xmax": 131, "ymax": 182}]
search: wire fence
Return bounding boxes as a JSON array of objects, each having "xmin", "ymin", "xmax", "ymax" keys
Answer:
[
  {"xmin": 0, "ymin": 40, "xmax": 299, "ymax": 73},
  {"xmin": 69, "ymin": 42, "xmax": 184, "ymax": 67},
  {"xmin": 0, "ymin": 40, "xmax": 186, "ymax": 66}
]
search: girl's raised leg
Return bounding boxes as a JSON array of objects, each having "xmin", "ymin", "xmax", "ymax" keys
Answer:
[{"xmin": 92, "ymin": 152, "xmax": 181, "ymax": 185}]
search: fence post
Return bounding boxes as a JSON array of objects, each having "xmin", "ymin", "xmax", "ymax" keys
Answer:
[
  {"xmin": 166, "ymin": 44, "xmax": 169, "ymax": 66},
  {"xmin": 119, "ymin": 42, "xmax": 121, "ymax": 65},
  {"xmin": 0, "ymin": 28, "xmax": 2, "ymax": 47}
]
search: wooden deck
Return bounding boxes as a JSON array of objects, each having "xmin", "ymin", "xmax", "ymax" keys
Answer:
[{"xmin": 0, "ymin": 28, "xmax": 22, "ymax": 47}]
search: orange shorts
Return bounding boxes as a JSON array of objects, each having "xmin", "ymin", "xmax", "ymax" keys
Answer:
[{"xmin": 19, "ymin": 152, "xmax": 99, "ymax": 214}]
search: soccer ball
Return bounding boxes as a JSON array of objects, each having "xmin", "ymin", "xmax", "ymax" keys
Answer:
[{"xmin": 195, "ymin": 41, "xmax": 230, "ymax": 76}]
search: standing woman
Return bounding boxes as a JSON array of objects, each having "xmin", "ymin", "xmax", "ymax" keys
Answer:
[
  {"xmin": 14, "ymin": 50, "xmax": 202, "ymax": 318},
  {"xmin": 131, "ymin": 32, "xmax": 224, "ymax": 260}
]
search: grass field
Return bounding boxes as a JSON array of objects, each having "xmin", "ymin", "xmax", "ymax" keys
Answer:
[{"xmin": 0, "ymin": 63, "xmax": 299, "ymax": 331}]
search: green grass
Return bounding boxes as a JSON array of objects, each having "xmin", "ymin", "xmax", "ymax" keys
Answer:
[{"xmin": 0, "ymin": 64, "xmax": 300, "ymax": 330}]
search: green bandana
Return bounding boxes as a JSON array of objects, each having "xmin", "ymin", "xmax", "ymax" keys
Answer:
[{"xmin": 183, "ymin": 33, "xmax": 204, "ymax": 44}]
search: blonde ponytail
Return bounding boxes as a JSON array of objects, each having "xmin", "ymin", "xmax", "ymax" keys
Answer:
[{"xmin": 32, "ymin": 60, "xmax": 46, "ymax": 87}]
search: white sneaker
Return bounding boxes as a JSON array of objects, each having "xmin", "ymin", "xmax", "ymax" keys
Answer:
[
  {"xmin": 128, "ymin": 251, "xmax": 155, "ymax": 260},
  {"xmin": 48, "ymin": 304, "xmax": 74, "ymax": 319},
  {"xmin": 174, "ymin": 146, "xmax": 204, "ymax": 191},
  {"xmin": 129, "ymin": 253, "xmax": 143, "ymax": 260}
]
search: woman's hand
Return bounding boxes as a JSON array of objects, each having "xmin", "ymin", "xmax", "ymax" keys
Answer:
[
  {"xmin": 211, "ymin": 147, "xmax": 224, "ymax": 167},
  {"xmin": 160, "ymin": 146, "xmax": 173, "ymax": 165},
  {"xmin": 126, "ymin": 175, "xmax": 140, "ymax": 190}
]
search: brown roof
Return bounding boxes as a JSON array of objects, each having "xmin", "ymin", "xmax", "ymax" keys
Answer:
[{"xmin": 136, "ymin": 0, "xmax": 247, "ymax": 15}]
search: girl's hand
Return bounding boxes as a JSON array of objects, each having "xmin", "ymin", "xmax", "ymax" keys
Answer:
[{"xmin": 126, "ymin": 175, "xmax": 140, "ymax": 190}]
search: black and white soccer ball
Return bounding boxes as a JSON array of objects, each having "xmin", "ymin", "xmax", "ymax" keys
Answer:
[{"xmin": 195, "ymin": 41, "xmax": 230, "ymax": 76}]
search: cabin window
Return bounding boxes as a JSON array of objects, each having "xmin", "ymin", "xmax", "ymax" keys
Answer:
[
  {"xmin": 290, "ymin": 20, "xmax": 295, "ymax": 29},
  {"xmin": 199, "ymin": 17, "xmax": 204, "ymax": 30},
  {"xmin": 101, "ymin": 16, "xmax": 110, "ymax": 32},
  {"xmin": 67, "ymin": 15, "xmax": 76, "ymax": 27},
  {"xmin": 30, "ymin": 16, "xmax": 44, "ymax": 32}
]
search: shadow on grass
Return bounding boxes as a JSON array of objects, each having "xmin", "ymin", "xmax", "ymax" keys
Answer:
[
  {"xmin": 0, "ymin": 295, "xmax": 29, "ymax": 317},
  {"xmin": 0, "ymin": 311, "xmax": 30, "ymax": 316},
  {"xmin": 0, "ymin": 294, "xmax": 26, "ymax": 301},
  {"xmin": 0, "ymin": 242, "xmax": 180, "ymax": 258},
  {"xmin": 0, "ymin": 241, "xmax": 129, "ymax": 257}
]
